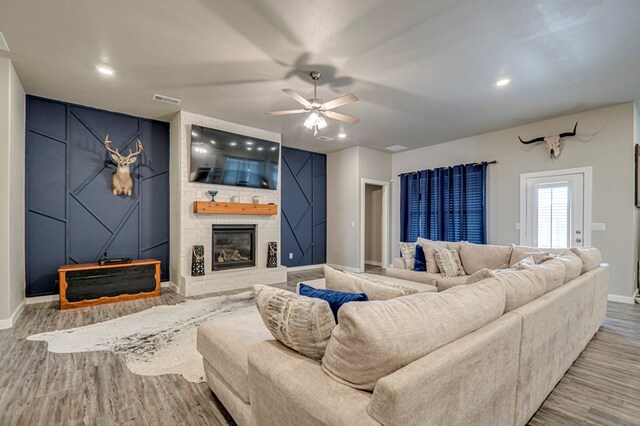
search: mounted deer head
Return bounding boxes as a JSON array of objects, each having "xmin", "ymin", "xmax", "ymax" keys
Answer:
[
  {"xmin": 104, "ymin": 135, "xmax": 144, "ymax": 196},
  {"xmin": 518, "ymin": 122, "xmax": 578, "ymax": 159}
]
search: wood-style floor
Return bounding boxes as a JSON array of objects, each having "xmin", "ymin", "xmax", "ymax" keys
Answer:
[{"xmin": 0, "ymin": 267, "xmax": 638, "ymax": 425}]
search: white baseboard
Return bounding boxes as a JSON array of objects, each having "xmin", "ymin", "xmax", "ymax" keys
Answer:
[
  {"xmin": 326, "ymin": 263, "xmax": 362, "ymax": 273},
  {"xmin": 161, "ymin": 281, "xmax": 179, "ymax": 292},
  {"xmin": 26, "ymin": 294, "xmax": 59, "ymax": 304},
  {"xmin": 608, "ymin": 293, "xmax": 636, "ymax": 304},
  {"xmin": 0, "ymin": 300, "xmax": 25, "ymax": 330},
  {"xmin": 365, "ymin": 260, "xmax": 382, "ymax": 266},
  {"xmin": 286, "ymin": 264, "xmax": 326, "ymax": 272}
]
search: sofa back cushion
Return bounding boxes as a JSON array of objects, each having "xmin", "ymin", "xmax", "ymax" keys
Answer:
[
  {"xmin": 509, "ymin": 245, "xmax": 550, "ymax": 267},
  {"xmin": 459, "ymin": 242, "xmax": 513, "ymax": 274},
  {"xmin": 321, "ymin": 280, "xmax": 506, "ymax": 391},
  {"xmin": 551, "ymin": 250, "xmax": 583, "ymax": 283},
  {"xmin": 324, "ymin": 265, "xmax": 406, "ymax": 300},
  {"xmin": 518, "ymin": 258, "xmax": 567, "ymax": 293},
  {"xmin": 253, "ymin": 285, "xmax": 336, "ymax": 361},
  {"xmin": 493, "ymin": 270, "xmax": 546, "ymax": 313},
  {"xmin": 570, "ymin": 247, "xmax": 602, "ymax": 274},
  {"xmin": 416, "ymin": 238, "xmax": 449, "ymax": 273}
]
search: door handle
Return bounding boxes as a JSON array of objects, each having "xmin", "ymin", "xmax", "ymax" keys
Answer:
[
  {"xmin": 576, "ymin": 238, "xmax": 582, "ymax": 243},
  {"xmin": 576, "ymin": 230, "xmax": 581, "ymax": 234}
]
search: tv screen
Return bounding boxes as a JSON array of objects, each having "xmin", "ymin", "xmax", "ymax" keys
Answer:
[{"xmin": 189, "ymin": 125, "xmax": 280, "ymax": 190}]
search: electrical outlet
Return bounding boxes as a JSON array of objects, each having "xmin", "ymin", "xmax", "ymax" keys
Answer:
[{"xmin": 289, "ymin": 253, "xmax": 293, "ymax": 259}]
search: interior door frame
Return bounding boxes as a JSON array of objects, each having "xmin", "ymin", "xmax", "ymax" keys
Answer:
[
  {"xmin": 519, "ymin": 167, "xmax": 593, "ymax": 247},
  {"xmin": 360, "ymin": 178, "xmax": 389, "ymax": 272}
]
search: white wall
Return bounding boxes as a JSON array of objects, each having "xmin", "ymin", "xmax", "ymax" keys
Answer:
[
  {"xmin": 365, "ymin": 184, "xmax": 383, "ymax": 263},
  {"xmin": 392, "ymin": 103, "xmax": 636, "ymax": 299},
  {"xmin": 327, "ymin": 146, "xmax": 392, "ymax": 271},
  {"xmin": 0, "ymin": 58, "xmax": 25, "ymax": 328}
]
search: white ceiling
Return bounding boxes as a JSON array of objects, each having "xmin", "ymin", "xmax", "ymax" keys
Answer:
[{"xmin": 1, "ymin": 0, "xmax": 640, "ymax": 153}]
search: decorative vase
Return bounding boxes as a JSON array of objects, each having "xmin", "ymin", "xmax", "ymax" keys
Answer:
[
  {"xmin": 207, "ymin": 190, "xmax": 218, "ymax": 202},
  {"xmin": 191, "ymin": 245, "xmax": 205, "ymax": 276},
  {"xmin": 252, "ymin": 196, "xmax": 260, "ymax": 204},
  {"xmin": 267, "ymin": 242, "xmax": 278, "ymax": 268},
  {"xmin": 231, "ymin": 195, "xmax": 240, "ymax": 203}
]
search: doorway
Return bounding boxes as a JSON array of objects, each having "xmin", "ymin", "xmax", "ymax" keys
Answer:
[
  {"xmin": 360, "ymin": 179, "xmax": 389, "ymax": 272},
  {"xmin": 520, "ymin": 167, "xmax": 592, "ymax": 248}
]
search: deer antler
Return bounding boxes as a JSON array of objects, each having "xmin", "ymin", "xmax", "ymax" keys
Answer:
[
  {"xmin": 126, "ymin": 138, "xmax": 144, "ymax": 159},
  {"xmin": 104, "ymin": 134, "xmax": 123, "ymax": 159}
]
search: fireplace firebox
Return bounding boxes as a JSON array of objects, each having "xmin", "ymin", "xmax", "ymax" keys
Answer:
[{"xmin": 212, "ymin": 225, "xmax": 256, "ymax": 271}]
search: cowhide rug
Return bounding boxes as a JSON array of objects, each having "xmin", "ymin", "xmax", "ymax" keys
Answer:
[{"xmin": 28, "ymin": 291, "xmax": 257, "ymax": 383}]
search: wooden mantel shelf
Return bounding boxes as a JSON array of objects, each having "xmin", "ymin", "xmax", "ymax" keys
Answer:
[{"xmin": 193, "ymin": 201, "xmax": 278, "ymax": 216}]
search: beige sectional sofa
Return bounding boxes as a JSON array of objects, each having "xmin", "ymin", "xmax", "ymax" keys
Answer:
[{"xmin": 197, "ymin": 243, "xmax": 608, "ymax": 426}]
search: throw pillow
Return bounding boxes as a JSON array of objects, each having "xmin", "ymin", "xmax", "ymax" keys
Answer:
[
  {"xmin": 465, "ymin": 268, "xmax": 496, "ymax": 284},
  {"xmin": 459, "ymin": 242, "xmax": 513, "ymax": 274},
  {"xmin": 253, "ymin": 285, "xmax": 336, "ymax": 361},
  {"xmin": 399, "ymin": 242, "xmax": 416, "ymax": 270},
  {"xmin": 513, "ymin": 255, "xmax": 536, "ymax": 269},
  {"xmin": 414, "ymin": 245, "xmax": 427, "ymax": 271},
  {"xmin": 547, "ymin": 250, "xmax": 582, "ymax": 283},
  {"xmin": 324, "ymin": 265, "xmax": 406, "ymax": 300},
  {"xmin": 297, "ymin": 283, "xmax": 368, "ymax": 322},
  {"xmin": 509, "ymin": 245, "xmax": 549, "ymax": 267},
  {"xmin": 416, "ymin": 238, "xmax": 450, "ymax": 273},
  {"xmin": 348, "ymin": 272, "xmax": 420, "ymax": 296},
  {"xmin": 434, "ymin": 248, "xmax": 466, "ymax": 277}
]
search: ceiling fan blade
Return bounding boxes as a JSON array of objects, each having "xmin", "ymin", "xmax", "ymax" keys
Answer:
[
  {"xmin": 321, "ymin": 93, "xmax": 359, "ymax": 110},
  {"xmin": 325, "ymin": 111, "xmax": 360, "ymax": 125},
  {"xmin": 282, "ymin": 89, "xmax": 312, "ymax": 107},
  {"xmin": 265, "ymin": 109, "xmax": 307, "ymax": 116}
]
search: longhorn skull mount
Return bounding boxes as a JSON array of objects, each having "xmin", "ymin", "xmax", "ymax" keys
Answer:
[
  {"xmin": 518, "ymin": 122, "xmax": 578, "ymax": 159},
  {"xmin": 103, "ymin": 135, "xmax": 144, "ymax": 196}
]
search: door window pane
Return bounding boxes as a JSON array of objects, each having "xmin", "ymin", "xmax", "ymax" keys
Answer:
[{"xmin": 536, "ymin": 183, "xmax": 569, "ymax": 248}]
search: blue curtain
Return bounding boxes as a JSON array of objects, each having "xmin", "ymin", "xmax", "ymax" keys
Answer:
[{"xmin": 400, "ymin": 163, "xmax": 487, "ymax": 244}]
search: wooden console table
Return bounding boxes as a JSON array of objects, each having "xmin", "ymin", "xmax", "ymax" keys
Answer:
[{"xmin": 58, "ymin": 259, "xmax": 161, "ymax": 310}]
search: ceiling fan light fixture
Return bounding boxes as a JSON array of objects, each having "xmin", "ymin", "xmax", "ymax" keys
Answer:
[
  {"xmin": 304, "ymin": 112, "xmax": 319, "ymax": 129},
  {"xmin": 317, "ymin": 115, "xmax": 327, "ymax": 130}
]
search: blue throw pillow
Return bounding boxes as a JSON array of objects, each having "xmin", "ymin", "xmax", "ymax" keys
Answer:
[
  {"xmin": 297, "ymin": 283, "xmax": 368, "ymax": 322},
  {"xmin": 414, "ymin": 244, "xmax": 427, "ymax": 271}
]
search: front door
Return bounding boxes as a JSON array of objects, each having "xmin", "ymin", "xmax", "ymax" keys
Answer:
[{"xmin": 521, "ymin": 169, "xmax": 590, "ymax": 248}]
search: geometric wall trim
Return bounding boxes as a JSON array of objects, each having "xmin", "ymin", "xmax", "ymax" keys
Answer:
[
  {"xmin": 25, "ymin": 96, "xmax": 170, "ymax": 296},
  {"xmin": 280, "ymin": 146, "xmax": 326, "ymax": 267}
]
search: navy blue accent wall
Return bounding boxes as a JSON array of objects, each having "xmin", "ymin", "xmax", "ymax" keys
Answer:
[
  {"xmin": 281, "ymin": 147, "xmax": 326, "ymax": 267},
  {"xmin": 25, "ymin": 96, "xmax": 170, "ymax": 297}
]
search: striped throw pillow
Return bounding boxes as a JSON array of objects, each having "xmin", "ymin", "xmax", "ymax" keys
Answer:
[{"xmin": 435, "ymin": 248, "xmax": 466, "ymax": 277}]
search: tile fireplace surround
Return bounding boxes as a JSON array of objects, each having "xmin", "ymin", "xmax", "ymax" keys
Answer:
[{"xmin": 170, "ymin": 111, "xmax": 286, "ymax": 296}]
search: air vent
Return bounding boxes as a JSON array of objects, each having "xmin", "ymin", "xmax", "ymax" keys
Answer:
[
  {"xmin": 152, "ymin": 94, "xmax": 181, "ymax": 105},
  {"xmin": 385, "ymin": 145, "xmax": 408, "ymax": 152},
  {"xmin": 0, "ymin": 33, "xmax": 9, "ymax": 52},
  {"xmin": 316, "ymin": 136, "xmax": 334, "ymax": 142}
]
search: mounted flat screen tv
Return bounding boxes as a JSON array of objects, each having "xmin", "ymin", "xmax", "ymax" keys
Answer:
[{"xmin": 189, "ymin": 125, "xmax": 280, "ymax": 190}]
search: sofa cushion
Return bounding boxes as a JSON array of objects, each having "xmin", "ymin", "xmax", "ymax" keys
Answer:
[
  {"xmin": 570, "ymin": 247, "xmax": 602, "ymax": 274},
  {"xmin": 550, "ymin": 250, "xmax": 582, "ymax": 283},
  {"xmin": 324, "ymin": 265, "xmax": 405, "ymax": 300},
  {"xmin": 493, "ymin": 270, "xmax": 546, "ymax": 313},
  {"xmin": 302, "ymin": 275, "xmax": 437, "ymax": 295},
  {"xmin": 297, "ymin": 283, "xmax": 368, "ymax": 322},
  {"xmin": 434, "ymin": 275, "xmax": 469, "ymax": 291},
  {"xmin": 391, "ymin": 257, "xmax": 406, "ymax": 269},
  {"xmin": 253, "ymin": 285, "xmax": 336, "ymax": 361},
  {"xmin": 197, "ymin": 310, "xmax": 271, "ymax": 404},
  {"xmin": 348, "ymin": 272, "xmax": 419, "ymax": 296},
  {"xmin": 518, "ymin": 258, "xmax": 567, "ymax": 293},
  {"xmin": 509, "ymin": 245, "xmax": 549, "ymax": 267},
  {"xmin": 466, "ymin": 268, "xmax": 497, "ymax": 284},
  {"xmin": 459, "ymin": 242, "xmax": 513, "ymax": 274},
  {"xmin": 434, "ymin": 248, "xmax": 466, "ymax": 277},
  {"xmin": 321, "ymin": 279, "xmax": 506, "ymax": 391},
  {"xmin": 416, "ymin": 238, "xmax": 457, "ymax": 273},
  {"xmin": 399, "ymin": 242, "xmax": 416, "ymax": 270}
]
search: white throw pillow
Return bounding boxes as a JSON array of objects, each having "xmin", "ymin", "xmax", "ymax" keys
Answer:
[
  {"xmin": 569, "ymin": 247, "xmax": 602, "ymax": 274},
  {"xmin": 324, "ymin": 265, "xmax": 406, "ymax": 300},
  {"xmin": 398, "ymin": 242, "xmax": 416, "ymax": 270},
  {"xmin": 434, "ymin": 248, "xmax": 466, "ymax": 277},
  {"xmin": 459, "ymin": 242, "xmax": 513, "ymax": 274},
  {"xmin": 253, "ymin": 285, "xmax": 336, "ymax": 361}
]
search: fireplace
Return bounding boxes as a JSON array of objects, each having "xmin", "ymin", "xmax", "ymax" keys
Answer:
[{"xmin": 212, "ymin": 225, "xmax": 256, "ymax": 271}]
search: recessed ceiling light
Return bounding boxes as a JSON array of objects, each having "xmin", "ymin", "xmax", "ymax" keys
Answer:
[
  {"xmin": 495, "ymin": 77, "xmax": 511, "ymax": 87},
  {"xmin": 257, "ymin": 147, "xmax": 263, "ymax": 151},
  {"xmin": 270, "ymin": 147, "xmax": 277, "ymax": 151},
  {"xmin": 230, "ymin": 142, "xmax": 237, "ymax": 146},
  {"xmin": 210, "ymin": 140, "xmax": 216, "ymax": 144},
  {"xmin": 96, "ymin": 65, "xmax": 114, "ymax": 76},
  {"xmin": 338, "ymin": 133, "xmax": 346, "ymax": 139},
  {"xmin": 247, "ymin": 147, "xmax": 253, "ymax": 151},
  {"xmin": 191, "ymin": 130, "xmax": 198, "ymax": 137},
  {"xmin": 246, "ymin": 141, "xmax": 254, "ymax": 146}
]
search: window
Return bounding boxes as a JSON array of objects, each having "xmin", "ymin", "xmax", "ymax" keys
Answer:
[{"xmin": 536, "ymin": 183, "xmax": 570, "ymax": 248}]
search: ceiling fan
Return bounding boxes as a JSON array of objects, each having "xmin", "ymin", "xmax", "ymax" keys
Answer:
[{"xmin": 265, "ymin": 71, "xmax": 360, "ymax": 135}]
